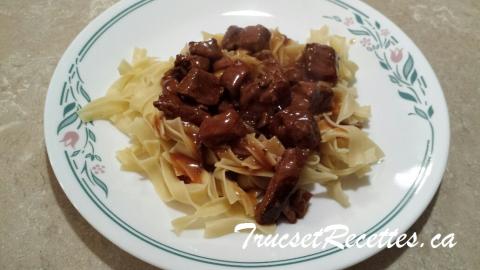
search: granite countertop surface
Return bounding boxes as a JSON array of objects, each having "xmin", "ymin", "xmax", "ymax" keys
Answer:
[{"xmin": 1, "ymin": 0, "xmax": 479, "ymax": 269}]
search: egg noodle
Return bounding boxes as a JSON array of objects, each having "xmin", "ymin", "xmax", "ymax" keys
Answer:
[{"xmin": 79, "ymin": 26, "xmax": 384, "ymax": 237}]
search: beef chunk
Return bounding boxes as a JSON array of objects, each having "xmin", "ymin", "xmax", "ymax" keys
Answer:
[
  {"xmin": 257, "ymin": 58, "xmax": 290, "ymax": 108},
  {"xmin": 153, "ymin": 93, "xmax": 209, "ymax": 126},
  {"xmin": 160, "ymin": 54, "xmax": 210, "ymax": 94},
  {"xmin": 289, "ymin": 91, "xmax": 310, "ymax": 113},
  {"xmin": 313, "ymin": 81, "xmax": 334, "ymax": 113},
  {"xmin": 281, "ymin": 189, "xmax": 312, "ymax": 223},
  {"xmin": 176, "ymin": 68, "xmax": 223, "ymax": 106},
  {"xmin": 241, "ymin": 104, "xmax": 275, "ymax": 130},
  {"xmin": 281, "ymin": 204, "xmax": 298, "ymax": 224},
  {"xmin": 199, "ymin": 110, "xmax": 248, "ymax": 148},
  {"xmin": 220, "ymin": 61, "xmax": 250, "ymax": 98},
  {"xmin": 189, "ymin": 39, "xmax": 223, "ymax": 60},
  {"xmin": 304, "ymin": 43, "xmax": 338, "ymax": 84},
  {"xmin": 161, "ymin": 54, "xmax": 210, "ymax": 93},
  {"xmin": 255, "ymin": 148, "xmax": 309, "ymax": 225},
  {"xmin": 175, "ymin": 54, "xmax": 210, "ymax": 74},
  {"xmin": 186, "ymin": 55, "xmax": 210, "ymax": 71},
  {"xmin": 269, "ymin": 106, "xmax": 320, "ymax": 149},
  {"xmin": 284, "ymin": 64, "xmax": 307, "ymax": 83},
  {"xmin": 239, "ymin": 25, "xmax": 271, "ymax": 52},
  {"xmin": 289, "ymin": 189, "xmax": 312, "ymax": 219},
  {"xmin": 222, "ymin": 25, "xmax": 243, "ymax": 51},
  {"xmin": 213, "ymin": 56, "xmax": 234, "ymax": 71},
  {"xmin": 258, "ymin": 79, "xmax": 290, "ymax": 108},
  {"xmin": 161, "ymin": 71, "xmax": 179, "ymax": 95},
  {"xmin": 283, "ymin": 189, "xmax": 312, "ymax": 223},
  {"xmin": 239, "ymin": 82, "xmax": 275, "ymax": 129},
  {"xmin": 237, "ymin": 58, "xmax": 290, "ymax": 129},
  {"xmin": 291, "ymin": 81, "xmax": 334, "ymax": 114},
  {"xmin": 239, "ymin": 81, "xmax": 262, "ymax": 109},
  {"xmin": 218, "ymin": 100, "xmax": 236, "ymax": 113},
  {"xmin": 222, "ymin": 25, "xmax": 271, "ymax": 53}
]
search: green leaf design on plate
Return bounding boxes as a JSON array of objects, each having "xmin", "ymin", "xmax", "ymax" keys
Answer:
[
  {"xmin": 354, "ymin": 13, "xmax": 363, "ymax": 24},
  {"xmin": 410, "ymin": 70, "xmax": 418, "ymax": 84},
  {"xmin": 403, "ymin": 54, "xmax": 414, "ymax": 79},
  {"xmin": 379, "ymin": 61, "xmax": 390, "ymax": 70},
  {"xmin": 428, "ymin": 106, "xmax": 434, "ymax": 118},
  {"xmin": 391, "ymin": 35, "xmax": 399, "ymax": 44},
  {"xmin": 323, "ymin": 15, "xmax": 342, "ymax": 22},
  {"xmin": 375, "ymin": 21, "xmax": 381, "ymax": 29},
  {"xmin": 57, "ymin": 113, "xmax": 78, "ymax": 134},
  {"xmin": 91, "ymin": 171, "xmax": 108, "ymax": 197},
  {"xmin": 85, "ymin": 153, "xmax": 96, "ymax": 161},
  {"xmin": 389, "ymin": 75, "xmax": 399, "ymax": 85},
  {"xmin": 63, "ymin": 102, "xmax": 76, "ymax": 116},
  {"xmin": 71, "ymin": 150, "xmax": 81, "ymax": 157},
  {"xmin": 384, "ymin": 40, "xmax": 391, "ymax": 49},
  {"xmin": 398, "ymin": 91, "xmax": 417, "ymax": 103},
  {"xmin": 79, "ymin": 86, "xmax": 91, "ymax": 102},
  {"xmin": 421, "ymin": 76, "xmax": 428, "ymax": 88},
  {"xmin": 415, "ymin": 106, "xmax": 428, "ymax": 120},
  {"xmin": 348, "ymin": 29, "xmax": 369, "ymax": 36},
  {"xmin": 87, "ymin": 129, "xmax": 96, "ymax": 142}
]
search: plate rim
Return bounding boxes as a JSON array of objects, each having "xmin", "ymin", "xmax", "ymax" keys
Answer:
[{"xmin": 44, "ymin": 0, "xmax": 450, "ymax": 269}]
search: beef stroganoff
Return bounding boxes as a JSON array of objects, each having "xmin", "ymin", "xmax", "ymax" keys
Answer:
[{"xmin": 79, "ymin": 25, "xmax": 383, "ymax": 237}]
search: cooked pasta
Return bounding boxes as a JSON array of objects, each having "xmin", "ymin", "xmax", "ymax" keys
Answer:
[{"xmin": 79, "ymin": 25, "xmax": 383, "ymax": 237}]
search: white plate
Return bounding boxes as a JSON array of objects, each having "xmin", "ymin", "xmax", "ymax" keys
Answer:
[{"xmin": 44, "ymin": 0, "xmax": 449, "ymax": 269}]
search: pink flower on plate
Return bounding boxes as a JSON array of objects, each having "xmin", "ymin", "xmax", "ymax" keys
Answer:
[
  {"xmin": 60, "ymin": 131, "xmax": 79, "ymax": 148},
  {"xmin": 92, "ymin": 164, "xmax": 106, "ymax": 174},
  {"xmin": 344, "ymin": 17, "xmax": 354, "ymax": 26},
  {"xmin": 381, "ymin": 29, "xmax": 390, "ymax": 36},
  {"xmin": 360, "ymin": 37, "xmax": 371, "ymax": 47},
  {"xmin": 390, "ymin": 48, "xmax": 404, "ymax": 63}
]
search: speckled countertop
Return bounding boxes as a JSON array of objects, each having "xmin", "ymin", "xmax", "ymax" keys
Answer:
[{"xmin": 1, "ymin": 0, "xmax": 479, "ymax": 269}]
